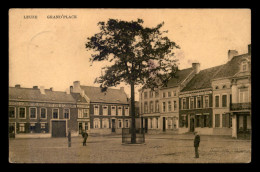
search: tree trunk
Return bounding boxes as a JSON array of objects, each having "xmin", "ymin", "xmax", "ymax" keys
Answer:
[{"xmin": 131, "ymin": 82, "xmax": 136, "ymax": 144}]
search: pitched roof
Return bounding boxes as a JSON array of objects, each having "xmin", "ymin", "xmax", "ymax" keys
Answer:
[
  {"xmin": 80, "ymin": 86, "xmax": 129, "ymax": 104},
  {"xmin": 9, "ymin": 87, "xmax": 78, "ymax": 103},
  {"xmin": 181, "ymin": 65, "xmax": 224, "ymax": 92},
  {"xmin": 213, "ymin": 53, "xmax": 251, "ymax": 79},
  {"xmin": 165, "ymin": 67, "xmax": 194, "ymax": 88}
]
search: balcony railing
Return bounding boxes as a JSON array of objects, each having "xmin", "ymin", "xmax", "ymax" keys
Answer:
[{"xmin": 230, "ymin": 103, "xmax": 251, "ymax": 111}]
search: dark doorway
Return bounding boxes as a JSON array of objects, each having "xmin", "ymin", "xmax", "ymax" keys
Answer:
[
  {"xmin": 237, "ymin": 114, "xmax": 251, "ymax": 139},
  {"xmin": 52, "ymin": 120, "xmax": 66, "ymax": 137},
  {"xmin": 144, "ymin": 118, "xmax": 148, "ymax": 133},
  {"xmin": 190, "ymin": 117, "xmax": 195, "ymax": 132},
  {"xmin": 163, "ymin": 117, "xmax": 166, "ymax": 132},
  {"xmin": 111, "ymin": 119, "xmax": 116, "ymax": 132}
]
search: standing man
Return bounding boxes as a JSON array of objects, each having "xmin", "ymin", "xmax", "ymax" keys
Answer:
[
  {"xmin": 82, "ymin": 130, "xmax": 88, "ymax": 146},
  {"xmin": 194, "ymin": 131, "xmax": 200, "ymax": 158},
  {"xmin": 68, "ymin": 129, "xmax": 71, "ymax": 147}
]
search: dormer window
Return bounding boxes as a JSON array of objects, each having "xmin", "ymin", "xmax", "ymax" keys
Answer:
[{"xmin": 242, "ymin": 61, "xmax": 248, "ymax": 72}]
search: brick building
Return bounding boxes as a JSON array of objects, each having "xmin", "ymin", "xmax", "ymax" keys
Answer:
[{"xmin": 8, "ymin": 85, "xmax": 89, "ymax": 138}]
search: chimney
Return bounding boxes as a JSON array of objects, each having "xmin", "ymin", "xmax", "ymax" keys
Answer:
[
  {"xmin": 120, "ymin": 87, "xmax": 124, "ymax": 92},
  {"xmin": 33, "ymin": 86, "xmax": 38, "ymax": 89},
  {"xmin": 73, "ymin": 81, "xmax": 81, "ymax": 93},
  {"xmin": 192, "ymin": 63, "xmax": 200, "ymax": 74},
  {"xmin": 70, "ymin": 86, "xmax": 73, "ymax": 93},
  {"xmin": 228, "ymin": 50, "xmax": 238, "ymax": 61},
  {"xmin": 15, "ymin": 84, "xmax": 21, "ymax": 88},
  {"xmin": 50, "ymin": 87, "xmax": 53, "ymax": 91},
  {"xmin": 40, "ymin": 86, "xmax": 45, "ymax": 94},
  {"xmin": 248, "ymin": 44, "xmax": 251, "ymax": 55}
]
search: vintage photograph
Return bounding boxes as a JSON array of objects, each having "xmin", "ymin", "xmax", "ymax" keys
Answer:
[{"xmin": 9, "ymin": 8, "xmax": 251, "ymax": 163}]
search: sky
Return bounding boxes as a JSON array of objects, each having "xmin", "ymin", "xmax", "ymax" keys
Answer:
[{"xmin": 9, "ymin": 9, "xmax": 251, "ymax": 101}]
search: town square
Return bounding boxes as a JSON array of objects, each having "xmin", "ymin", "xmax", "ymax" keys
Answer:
[{"xmin": 9, "ymin": 9, "xmax": 251, "ymax": 163}]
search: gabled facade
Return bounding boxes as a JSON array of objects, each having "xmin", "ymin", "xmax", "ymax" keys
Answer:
[
  {"xmin": 71, "ymin": 81, "xmax": 130, "ymax": 134},
  {"xmin": 139, "ymin": 64, "xmax": 197, "ymax": 134},
  {"xmin": 9, "ymin": 85, "xmax": 89, "ymax": 138},
  {"xmin": 178, "ymin": 65, "xmax": 224, "ymax": 134}
]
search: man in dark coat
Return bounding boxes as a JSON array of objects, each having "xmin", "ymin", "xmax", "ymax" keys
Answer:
[
  {"xmin": 194, "ymin": 131, "xmax": 200, "ymax": 158},
  {"xmin": 82, "ymin": 130, "xmax": 88, "ymax": 146},
  {"xmin": 68, "ymin": 129, "xmax": 71, "ymax": 147}
]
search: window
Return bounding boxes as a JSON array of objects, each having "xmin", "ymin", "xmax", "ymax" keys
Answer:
[
  {"xmin": 150, "ymin": 91, "xmax": 153, "ymax": 98},
  {"xmin": 215, "ymin": 95, "xmax": 220, "ymax": 108},
  {"xmin": 118, "ymin": 119, "xmax": 122, "ymax": 128},
  {"xmin": 150, "ymin": 101, "xmax": 154, "ymax": 113},
  {"xmin": 19, "ymin": 107, "xmax": 26, "ymax": 119},
  {"xmin": 118, "ymin": 106, "xmax": 122, "ymax": 116},
  {"xmin": 19, "ymin": 123, "xmax": 25, "ymax": 132},
  {"xmin": 78, "ymin": 109, "xmax": 83, "ymax": 118},
  {"xmin": 111, "ymin": 106, "xmax": 116, "ymax": 116},
  {"xmin": 174, "ymin": 91, "xmax": 177, "ymax": 96},
  {"xmin": 40, "ymin": 108, "xmax": 47, "ymax": 119},
  {"xmin": 190, "ymin": 97, "xmax": 194, "ymax": 109},
  {"xmin": 163, "ymin": 92, "xmax": 166, "ymax": 98},
  {"xmin": 239, "ymin": 88, "xmax": 249, "ymax": 103},
  {"xmin": 196, "ymin": 96, "xmax": 201, "ymax": 108},
  {"xmin": 9, "ymin": 107, "xmax": 15, "ymax": 118},
  {"xmin": 168, "ymin": 101, "xmax": 172, "ymax": 112},
  {"xmin": 30, "ymin": 108, "xmax": 37, "ymax": 119},
  {"xmin": 102, "ymin": 118, "xmax": 109, "ymax": 128},
  {"xmin": 155, "ymin": 91, "xmax": 159, "ymax": 98},
  {"xmin": 222, "ymin": 95, "xmax": 227, "ymax": 107},
  {"xmin": 144, "ymin": 92, "xmax": 148, "ymax": 99},
  {"xmin": 103, "ymin": 106, "xmax": 108, "ymax": 116},
  {"xmin": 94, "ymin": 118, "xmax": 100, "ymax": 128},
  {"xmin": 85, "ymin": 122, "xmax": 89, "ymax": 131},
  {"xmin": 40, "ymin": 123, "xmax": 46, "ymax": 133},
  {"xmin": 204, "ymin": 96, "xmax": 209, "ymax": 108},
  {"xmin": 144, "ymin": 102, "xmax": 148, "ymax": 113},
  {"xmin": 125, "ymin": 120, "xmax": 129, "ymax": 128},
  {"xmin": 182, "ymin": 98, "xmax": 186, "ymax": 110},
  {"xmin": 125, "ymin": 107, "xmax": 129, "ymax": 116},
  {"xmin": 173, "ymin": 101, "xmax": 177, "ymax": 111},
  {"xmin": 29, "ymin": 123, "xmax": 36, "ymax": 133},
  {"xmin": 242, "ymin": 61, "xmax": 248, "ymax": 72},
  {"xmin": 162, "ymin": 102, "xmax": 166, "ymax": 112},
  {"xmin": 156, "ymin": 118, "xmax": 159, "ymax": 128},
  {"xmin": 52, "ymin": 109, "xmax": 59, "ymax": 119},
  {"xmin": 215, "ymin": 114, "xmax": 220, "ymax": 127},
  {"xmin": 83, "ymin": 109, "xmax": 89, "ymax": 118},
  {"xmin": 155, "ymin": 100, "xmax": 159, "ymax": 112},
  {"xmin": 94, "ymin": 105, "xmax": 99, "ymax": 115},
  {"xmin": 196, "ymin": 115, "xmax": 200, "ymax": 127},
  {"xmin": 150, "ymin": 118, "xmax": 153, "ymax": 128},
  {"xmin": 64, "ymin": 109, "xmax": 70, "ymax": 119},
  {"xmin": 168, "ymin": 92, "xmax": 171, "ymax": 97},
  {"xmin": 222, "ymin": 114, "xmax": 231, "ymax": 128}
]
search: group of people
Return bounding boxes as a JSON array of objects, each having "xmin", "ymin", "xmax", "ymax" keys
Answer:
[
  {"xmin": 67, "ymin": 129, "xmax": 201, "ymax": 158},
  {"xmin": 67, "ymin": 129, "xmax": 88, "ymax": 147}
]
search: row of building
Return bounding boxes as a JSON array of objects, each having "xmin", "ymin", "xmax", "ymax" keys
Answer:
[
  {"xmin": 9, "ymin": 81, "xmax": 134, "ymax": 138},
  {"xmin": 139, "ymin": 44, "xmax": 251, "ymax": 139}
]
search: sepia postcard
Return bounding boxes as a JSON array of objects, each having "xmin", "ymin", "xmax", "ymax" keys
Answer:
[{"xmin": 9, "ymin": 8, "xmax": 251, "ymax": 163}]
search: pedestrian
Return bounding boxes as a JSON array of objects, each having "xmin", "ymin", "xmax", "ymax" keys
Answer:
[
  {"xmin": 194, "ymin": 131, "xmax": 200, "ymax": 158},
  {"xmin": 82, "ymin": 130, "xmax": 88, "ymax": 146},
  {"xmin": 68, "ymin": 129, "xmax": 71, "ymax": 147}
]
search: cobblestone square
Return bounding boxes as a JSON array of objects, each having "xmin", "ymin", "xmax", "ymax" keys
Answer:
[{"xmin": 9, "ymin": 134, "xmax": 251, "ymax": 163}]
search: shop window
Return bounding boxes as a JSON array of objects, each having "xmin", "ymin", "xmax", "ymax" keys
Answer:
[{"xmin": 19, "ymin": 123, "xmax": 25, "ymax": 132}]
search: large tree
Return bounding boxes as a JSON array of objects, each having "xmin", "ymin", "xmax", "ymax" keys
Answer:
[{"xmin": 86, "ymin": 19, "xmax": 179, "ymax": 143}]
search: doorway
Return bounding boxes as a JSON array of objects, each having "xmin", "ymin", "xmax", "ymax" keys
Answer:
[
  {"xmin": 190, "ymin": 117, "xmax": 195, "ymax": 132},
  {"xmin": 144, "ymin": 118, "xmax": 148, "ymax": 133},
  {"xmin": 163, "ymin": 117, "xmax": 166, "ymax": 132},
  {"xmin": 52, "ymin": 120, "xmax": 66, "ymax": 137},
  {"xmin": 237, "ymin": 114, "xmax": 251, "ymax": 139},
  {"xmin": 111, "ymin": 119, "xmax": 116, "ymax": 132}
]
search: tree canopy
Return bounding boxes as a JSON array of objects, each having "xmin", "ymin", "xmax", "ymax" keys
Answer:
[{"xmin": 85, "ymin": 18, "xmax": 179, "ymax": 91}]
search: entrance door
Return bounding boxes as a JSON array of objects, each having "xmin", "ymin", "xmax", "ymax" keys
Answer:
[
  {"xmin": 237, "ymin": 114, "xmax": 250, "ymax": 139},
  {"xmin": 163, "ymin": 117, "xmax": 166, "ymax": 132},
  {"xmin": 111, "ymin": 119, "xmax": 116, "ymax": 132},
  {"xmin": 144, "ymin": 118, "xmax": 148, "ymax": 133},
  {"xmin": 52, "ymin": 121, "xmax": 66, "ymax": 137},
  {"xmin": 190, "ymin": 118, "xmax": 195, "ymax": 132}
]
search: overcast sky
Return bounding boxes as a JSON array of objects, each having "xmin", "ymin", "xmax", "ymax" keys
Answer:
[{"xmin": 9, "ymin": 9, "xmax": 251, "ymax": 100}]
